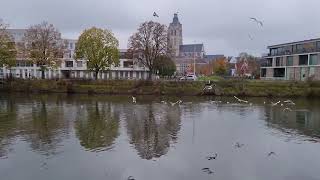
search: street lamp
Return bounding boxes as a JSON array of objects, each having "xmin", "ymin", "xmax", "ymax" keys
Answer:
[{"xmin": 193, "ymin": 41, "xmax": 196, "ymax": 75}]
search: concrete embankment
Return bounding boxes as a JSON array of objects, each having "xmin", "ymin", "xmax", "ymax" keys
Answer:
[{"xmin": 1, "ymin": 79, "xmax": 320, "ymax": 97}]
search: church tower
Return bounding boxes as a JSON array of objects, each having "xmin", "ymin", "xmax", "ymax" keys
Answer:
[{"xmin": 168, "ymin": 13, "xmax": 183, "ymax": 57}]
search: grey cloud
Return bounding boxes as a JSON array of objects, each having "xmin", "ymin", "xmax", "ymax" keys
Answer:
[{"xmin": 1, "ymin": 0, "xmax": 319, "ymax": 56}]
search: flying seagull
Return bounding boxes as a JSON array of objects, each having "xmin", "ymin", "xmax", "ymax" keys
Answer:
[
  {"xmin": 202, "ymin": 168, "xmax": 214, "ymax": 174},
  {"xmin": 206, "ymin": 153, "xmax": 218, "ymax": 160},
  {"xmin": 250, "ymin": 17, "xmax": 263, "ymax": 27},
  {"xmin": 248, "ymin": 34, "xmax": 254, "ymax": 40},
  {"xmin": 153, "ymin": 12, "xmax": 159, "ymax": 17},
  {"xmin": 267, "ymin": 152, "xmax": 276, "ymax": 157}
]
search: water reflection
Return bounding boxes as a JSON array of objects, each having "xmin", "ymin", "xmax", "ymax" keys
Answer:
[
  {"xmin": 0, "ymin": 97, "xmax": 18, "ymax": 158},
  {"xmin": 19, "ymin": 99, "xmax": 69, "ymax": 156},
  {"xmin": 124, "ymin": 103, "xmax": 181, "ymax": 159},
  {"xmin": 75, "ymin": 101, "xmax": 120, "ymax": 152},
  {"xmin": 264, "ymin": 100, "xmax": 320, "ymax": 140}
]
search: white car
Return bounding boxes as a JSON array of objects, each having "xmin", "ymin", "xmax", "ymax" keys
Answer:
[{"xmin": 186, "ymin": 74, "xmax": 197, "ymax": 81}]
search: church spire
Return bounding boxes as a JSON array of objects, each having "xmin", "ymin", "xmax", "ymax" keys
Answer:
[
  {"xmin": 168, "ymin": 13, "xmax": 183, "ymax": 57},
  {"xmin": 173, "ymin": 13, "xmax": 180, "ymax": 24}
]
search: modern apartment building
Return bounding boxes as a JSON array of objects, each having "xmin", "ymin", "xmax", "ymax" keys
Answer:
[
  {"xmin": 260, "ymin": 38, "xmax": 320, "ymax": 81},
  {"xmin": 0, "ymin": 29, "xmax": 149, "ymax": 80}
]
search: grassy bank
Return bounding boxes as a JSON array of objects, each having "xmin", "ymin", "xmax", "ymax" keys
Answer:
[{"xmin": 1, "ymin": 79, "xmax": 320, "ymax": 97}]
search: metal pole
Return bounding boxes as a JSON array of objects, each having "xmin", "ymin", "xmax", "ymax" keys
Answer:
[{"xmin": 193, "ymin": 44, "xmax": 196, "ymax": 74}]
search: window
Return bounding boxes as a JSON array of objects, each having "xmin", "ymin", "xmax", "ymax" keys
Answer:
[
  {"xmin": 292, "ymin": 45, "xmax": 297, "ymax": 53},
  {"xmin": 77, "ymin": 61, "xmax": 83, "ymax": 67},
  {"xmin": 271, "ymin": 48, "xmax": 277, "ymax": 56},
  {"xmin": 297, "ymin": 44, "xmax": 303, "ymax": 52},
  {"xmin": 274, "ymin": 68, "xmax": 285, "ymax": 77},
  {"xmin": 277, "ymin": 47, "xmax": 284, "ymax": 55},
  {"xmin": 66, "ymin": 61, "xmax": 73, "ymax": 67},
  {"xmin": 317, "ymin": 42, "xmax": 320, "ymax": 49},
  {"xmin": 69, "ymin": 43, "xmax": 73, "ymax": 49},
  {"xmin": 261, "ymin": 68, "xmax": 266, "ymax": 77},
  {"xmin": 286, "ymin": 56, "xmax": 293, "ymax": 66},
  {"xmin": 310, "ymin": 54, "xmax": 318, "ymax": 65},
  {"xmin": 275, "ymin": 57, "xmax": 283, "ymax": 66},
  {"xmin": 299, "ymin": 55, "xmax": 308, "ymax": 65}
]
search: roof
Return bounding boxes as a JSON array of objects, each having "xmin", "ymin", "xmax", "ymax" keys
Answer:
[
  {"xmin": 174, "ymin": 57, "xmax": 208, "ymax": 64},
  {"xmin": 229, "ymin": 57, "xmax": 239, "ymax": 64},
  {"xmin": 204, "ymin": 54, "xmax": 224, "ymax": 62},
  {"xmin": 268, "ymin": 38, "xmax": 320, "ymax": 49},
  {"xmin": 179, "ymin": 44, "xmax": 204, "ymax": 52}
]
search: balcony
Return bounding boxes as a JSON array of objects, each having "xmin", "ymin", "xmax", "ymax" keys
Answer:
[
  {"xmin": 260, "ymin": 58, "xmax": 273, "ymax": 67},
  {"xmin": 268, "ymin": 47, "xmax": 320, "ymax": 57}
]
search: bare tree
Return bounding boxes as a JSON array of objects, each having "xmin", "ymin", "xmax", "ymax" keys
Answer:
[
  {"xmin": 0, "ymin": 19, "xmax": 16, "ymax": 78},
  {"xmin": 128, "ymin": 21, "xmax": 169, "ymax": 79},
  {"xmin": 23, "ymin": 21, "xmax": 64, "ymax": 79}
]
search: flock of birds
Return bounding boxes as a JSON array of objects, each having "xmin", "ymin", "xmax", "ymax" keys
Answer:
[
  {"xmin": 128, "ymin": 96, "xmax": 296, "ymax": 178},
  {"xmin": 132, "ymin": 96, "xmax": 183, "ymax": 106},
  {"xmin": 200, "ymin": 141, "xmax": 277, "ymax": 175},
  {"xmin": 132, "ymin": 96, "xmax": 296, "ymax": 113},
  {"xmin": 152, "ymin": 11, "xmax": 264, "ymax": 41}
]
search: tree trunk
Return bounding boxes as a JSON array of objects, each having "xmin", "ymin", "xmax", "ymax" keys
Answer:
[
  {"xmin": 95, "ymin": 70, "xmax": 99, "ymax": 80},
  {"xmin": 148, "ymin": 69, "xmax": 153, "ymax": 80},
  {"xmin": 41, "ymin": 70, "xmax": 45, "ymax": 79}
]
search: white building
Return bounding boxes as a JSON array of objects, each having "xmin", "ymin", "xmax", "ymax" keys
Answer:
[{"xmin": 0, "ymin": 29, "xmax": 150, "ymax": 80}]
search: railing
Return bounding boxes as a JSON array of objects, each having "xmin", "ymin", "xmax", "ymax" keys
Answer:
[{"xmin": 268, "ymin": 48, "xmax": 320, "ymax": 57}]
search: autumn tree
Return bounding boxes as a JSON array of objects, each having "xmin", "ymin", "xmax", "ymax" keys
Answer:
[
  {"xmin": 128, "ymin": 21, "xmax": 168, "ymax": 79},
  {"xmin": 0, "ymin": 19, "xmax": 16, "ymax": 76},
  {"xmin": 75, "ymin": 27, "xmax": 119, "ymax": 80},
  {"xmin": 213, "ymin": 57, "xmax": 227, "ymax": 76},
  {"xmin": 237, "ymin": 52, "xmax": 260, "ymax": 78},
  {"xmin": 154, "ymin": 55, "xmax": 176, "ymax": 77},
  {"xmin": 23, "ymin": 21, "xmax": 64, "ymax": 79}
]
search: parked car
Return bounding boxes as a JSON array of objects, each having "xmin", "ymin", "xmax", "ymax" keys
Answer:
[
  {"xmin": 179, "ymin": 76, "xmax": 186, "ymax": 80},
  {"xmin": 186, "ymin": 74, "xmax": 197, "ymax": 81}
]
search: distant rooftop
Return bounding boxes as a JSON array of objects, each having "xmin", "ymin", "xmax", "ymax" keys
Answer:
[
  {"xmin": 180, "ymin": 44, "xmax": 204, "ymax": 52},
  {"xmin": 268, "ymin": 38, "xmax": 320, "ymax": 49}
]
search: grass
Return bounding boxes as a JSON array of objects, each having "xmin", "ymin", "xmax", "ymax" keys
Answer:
[
  {"xmin": 2, "ymin": 78, "xmax": 320, "ymax": 97},
  {"xmin": 197, "ymin": 76, "xmax": 224, "ymax": 82}
]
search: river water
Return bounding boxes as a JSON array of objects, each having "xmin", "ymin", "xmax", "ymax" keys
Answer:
[{"xmin": 0, "ymin": 93, "xmax": 320, "ymax": 180}]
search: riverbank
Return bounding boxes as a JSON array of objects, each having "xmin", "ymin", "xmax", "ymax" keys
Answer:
[{"xmin": 1, "ymin": 79, "xmax": 320, "ymax": 97}]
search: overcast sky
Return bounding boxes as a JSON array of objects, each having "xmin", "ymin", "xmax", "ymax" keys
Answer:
[{"xmin": 0, "ymin": 0, "xmax": 319, "ymax": 56}]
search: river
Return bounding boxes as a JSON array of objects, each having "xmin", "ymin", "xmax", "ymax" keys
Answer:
[{"xmin": 0, "ymin": 93, "xmax": 320, "ymax": 180}]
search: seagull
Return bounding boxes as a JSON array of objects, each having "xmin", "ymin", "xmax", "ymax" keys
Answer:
[
  {"xmin": 153, "ymin": 12, "xmax": 159, "ymax": 17},
  {"xmin": 250, "ymin": 17, "xmax": 263, "ymax": 27},
  {"xmin": 169, "ymin": 100, "xmax": 182, "ymax": 106},
  {"xmin": 132, "ymin": 96, "xmax": 136, "ymax": 103},
  {"xmin": 271, "ymin": 101, "xmax": 281, "ymax": 106},
  {"xmin": 203, "ymin": 85, "xmax": 213, "ymax": 90},
  {"xmin": 128, "ymin": 176, "xmax": 135, "ymax": 180},
  {"xmin": 248, "ymin": 34, "xmax": 254, "ymax": 40},
  {"xmin": 283, "ymin": 107, "xmax": 293, "ymax": 112},
  {"xmin": 160, "ymin": 100, "xmax": 167, "ymax": 104},
  {"xmin": 206, "ymin": 153, "xmax": 218, "ymax": 160},
  {"xmin": 267, "ymin": 152, "xmax": 276, "ymax": 156},
  {"xmin": 235, "ymin": 142, "xmax": 244, "ymax": 148},
  {"xmin": 234, "ymin": 96, "xmax": 249, "ymax": 103},
  {"xmin": 202, "ymin": 168, "xmax": 214, "ymax": 174},
  {"xmin": 284, "ymin": 100, "xmax": 295, "ymax": 105}
]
